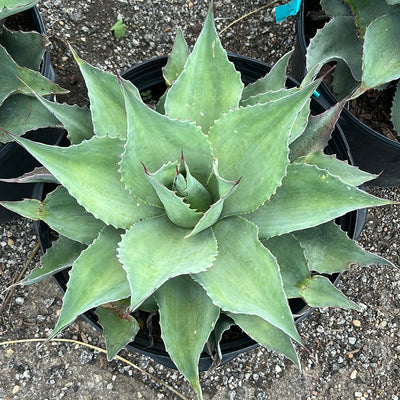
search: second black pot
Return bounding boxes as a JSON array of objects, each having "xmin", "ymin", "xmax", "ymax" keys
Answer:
[
  {"xmin": 292, "ymin": 0, "xmax": 400, "ymax": 187},
  {"xmin": 33, "ymin": 54, "xmax": 366, "ymax": 372}
]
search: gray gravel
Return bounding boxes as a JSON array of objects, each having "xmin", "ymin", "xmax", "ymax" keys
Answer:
[{"xmin": 1, "ymin": 1, "xmax": 400, "ymax": 399}]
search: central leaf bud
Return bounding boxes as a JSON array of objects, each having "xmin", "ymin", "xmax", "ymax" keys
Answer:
[
  {"xmin": 173, "ymin": 167, "xmax": 188, "ymax": 198},
  {"xmin": 143, "ymin": 156, "xmax": 240, "ymax": 236}
]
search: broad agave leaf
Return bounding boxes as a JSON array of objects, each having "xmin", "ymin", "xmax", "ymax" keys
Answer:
[
  {"xmin": 293, "ymin": 221, "xmax": 393, "ymax": 273},
  {"xmin": 246, "ymin": 163, "xmax": 391, "ymax": 239},
  {"xmin": 1, "ymin": 186, "xmax": 105, "ymax": 244},
  {"xmin": 1, "ymin": 5, "xmax": 394, "ymax": 399},
  {"xmin": 193, "ymin": 216, "xmax": 301, "ymax": 344},
  {"xmin": 306, "ymin": 16, "xmax": 362, "ymax": 86},
  {"xmin": 361, "ymin": 10, "xmax": 400, "ymax": 90},
  {"xmin": 118, "ymin": 215, "xmax": 218, "ymax": 310},
  {"xmin": 0, "ymin": 0, "xmax": 39, "ymax": 19},
  {"xmin": 227, "ymin": 312, "xmax": 300, "ymax": 367},
  {"xmin": 22, "ymin": 236, "xmax": 86, "ymax": 285},
  {"xmin": 119, "ymin": 79, "xmax": 214, "ymax": 206},
  {"xmin": 0, "ymin": 166, "xmax": 57, "ymax": 184},
  {"xmin": 321, "ymin": 0, "xmax": 352, "ymax": 16},
  {"xmin": 49, "ymin": 226, "xmax": 131, "ymax": 339},
  {"xmin": 290, "ymin": 100, "xmax": 347, "ymax": 159},
  {"xmin": 31, "ymin": 93, "xmax": 94, "ymax": 144},
  {"xmin": 164, "ymin": 6, "xmax": 243, "ymax": 132},
  {"xmin": 307, "ymin": 0, "xmax": 400, "ymax": 103},
  {"xmin": 96, "ymin": 302, "xmax": 139, "ymax": 361},
  {"xmin": 155, "ymin": 275, "xmax": 219, "ymax": 399},
  {"xmin": 162, "ymin": 27, "xmax": 189, "ymax": 86},
  {"xmin": 210, "ymin": 80, "xmax": 320, "ymax": 216},
  {"xmin": 0, "ymin": 94, "xmax": 61, "ymax": 142},
  {"xmin": 241, "ymin": 50, "xmax": 293, "ymax": 102},
  {"xmin": 296, "ymin": 151, "xmax": 376, "ymax": 186},
  {"xmin": 345, "ymin": 0, "xmax": 399, "ymax": 36},
  {"xmin": 264, "ymin": 233, "xmax": 359, "ymax": 310},
  {"xmin": 1, "ymin": 25, "xmax": 49, "ymax": 70},
  {"xmin": 0, "ymin": 45, "xmax": 67, "ymax": 107},
  {"xmin": 69, "ymin": 45, "xmax": 140, "ymax": 138},
  {"xmin": 10, "ymin": 134, "xmax": 163, "ymax": 228}
]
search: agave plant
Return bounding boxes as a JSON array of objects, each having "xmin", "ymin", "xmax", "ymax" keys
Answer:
[
  {"xmin": 0, "ymin": 0, "xmax": 39, "ymax": 19},
  {"xmin": 0, "ymin": 6, "xmax": 394, "ymax": 399},
  {"xmin": 306, "ymin": 0, "xmax": 400, "ymax": 134},
  {"xmin": 0, "ymin": 0, "xmax": 65, "ymax": 144}
]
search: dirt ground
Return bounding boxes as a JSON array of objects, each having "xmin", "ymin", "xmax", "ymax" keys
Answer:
[{"xmin": 1, "ymin": 1, "xmax": 400, "ymax": 399}]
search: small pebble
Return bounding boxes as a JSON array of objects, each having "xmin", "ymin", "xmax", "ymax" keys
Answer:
[
  {"xmin": 349, "ymin": 337, "xmax": 357, "ymax": 345},
  {"xmin": 15, "ymin": 297, "xmax": 24, "ymax": 305}
]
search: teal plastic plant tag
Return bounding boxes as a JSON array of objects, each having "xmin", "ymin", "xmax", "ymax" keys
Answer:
[{"xmin": 275, "ymin": 0, "xmax": 302, "ymax": 22}]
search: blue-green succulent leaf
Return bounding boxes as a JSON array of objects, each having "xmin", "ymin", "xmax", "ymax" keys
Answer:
[
  {"xmin": 1, "ymin": 186, "xmax": 105, "ymax": 244},
  {"xmin": 0, "ymin": 95, "xmax": 61, "ymax": 142},
  {"xmin": 361, "ymin": 10, "xmax": 400, "ymax": 90},
  {"xmin": 179, "ymin": 157, "xmax": 212, "ymax": 212},
  {"xmin": 9, "ymin": 135, "xmax": 163, "ymax": 228},
  {"xmin": 119, "ymin": 80, "xmax": 213, "ymax": 207},
  {"xmin": 0, "ymin": 45, "xmax": 67, "ymax": 107},
  {"xmin": 293, "ymin": 221, "xmax": 393, "ymax": 273},
  {"xmin": 118, "ymin": 215, "xmax": 218, "ymax": 310},
  {"xmin": 164, "ymin": 6, "xmax": 243, "ymax": 132},
  {"xmin": 345, "ymin": 0, "xmax": 399, "ymax": 36},
  {"xmin": 186, "ymin": 169, "xmax": 240, "ymax": 238},
  {"xmin": 1, "ymin": 26, "xmax": 47, "ymax": 70},
  {"xmin": 290, "ymin": 100, "xmax": 347, "ymax": 160},
  {"xmin": 163, "ymin": 28, "xmax": 190, "ymax": 86},
  {"xmin": 144, "ymin": 165, "xmax": 203, "ymax": 228},
  {"xmin": 32, "ymin": 94, "xmax": 94, "ymax": 144},
  {"xmin": 193, "ymin": 216, "xmax": 301, "ymax": 343},
  {"xmin": 155, "ymin": 275, "xmax": 219, "ymax": 399},
  {"xmin": 246, "ymin": 163, "xmax": 392, "ymax": 239},
  {"xmin": 241, "ymin": 50, "xmax": 293, "ymax": 102},
  {"xmin": 306, "ymin": 16, "xmax": 362, "ymax": 83},
  {"xmin": 321, "ymin": 0, "xmax": 352, "ymax": 16},
  {"xmin": 22, "ymin": 236, "xmax": 86, "ymax": 285},
  {"xmin": 49, "ymin": 226, "xmax": 131, "ymax": 339},
  {"xmin": 70, "ymin": 45, "xmax": 140, "ymax": 138},
  {"xmin": 296, "ymin": 151, "xmax": 377, "ymax": 186},
  {"xmin": 96, "ymin": 304, "xmax": 139, "ymax": 360},
  {"xmin": 263, "ymin": 234, "xmax": 310, "ymax": 299},
  {"xmin": 299, "ymin": 275, "xmax": 359, "ymax": 310},
  {"xmin": 210, "ymin": 80, "xmax": 320, "ymax": 216},
  {"xmin": 227, "ymin": 312, "xmax": 300, "ymax": 368}
]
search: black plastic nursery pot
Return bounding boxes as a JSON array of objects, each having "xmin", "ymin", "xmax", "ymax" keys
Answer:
[
  {"xmin": 35, "ymin": 54, "xmax": 366, "ymax": 372},
  {"xmin": 292, "ymin": 0, "xmax": 400, "ymax": 187},
  {"xmin": 0, "ymin": 6, "xmax": 57, "ymax": 224}
]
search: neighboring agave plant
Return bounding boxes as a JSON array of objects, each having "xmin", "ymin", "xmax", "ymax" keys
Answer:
[
  {"xmin": 0, "ymin": 0, "xmax": 39, "ymax": 19},
  {"xmin": 0, "ymin": 0, "xmax": 66, "ymax": 145},
  {"xmin": 306, "ymin": 0, "xmax": 400, "ymax": 134},
  {"xmin": 0, "ymin": 6, "xmax": 394, "ymax": 399}
]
